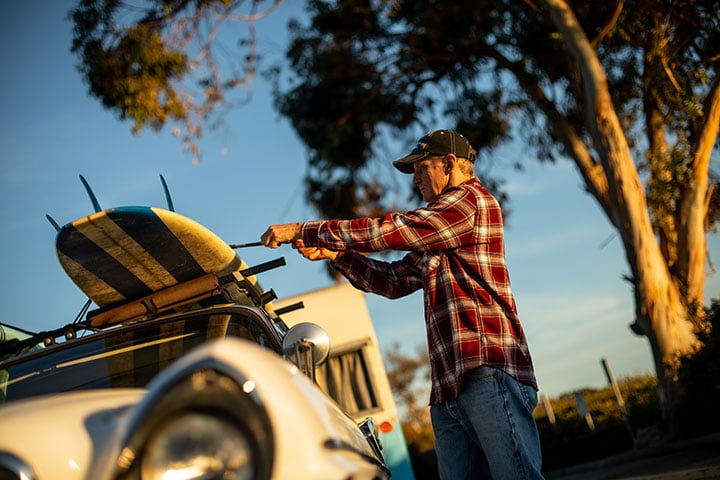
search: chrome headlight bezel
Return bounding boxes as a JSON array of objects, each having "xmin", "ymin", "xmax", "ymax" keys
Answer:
[
  {"xmin": 113, "ymin": 364, "xmax": 274, "ymax": 480},
  {"xmin": 0, "ymin": 451, "xmax": 37, "ymax": 480}
]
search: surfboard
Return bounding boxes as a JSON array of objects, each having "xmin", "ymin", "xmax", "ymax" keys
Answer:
[{"xmin": 56, "ymin": 206, "xmax": 246, "ymax": 308}]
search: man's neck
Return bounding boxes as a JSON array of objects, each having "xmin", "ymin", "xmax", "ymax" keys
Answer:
[{"xmin": 446, "ymin": 171, "xmax": 472, "ymax": 189}]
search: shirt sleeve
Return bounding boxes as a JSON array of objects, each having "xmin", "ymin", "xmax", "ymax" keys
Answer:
[
  {"xmin": 301, "ymin": 183, "xmax": 479, "ymax": 253},
  {"xmin": 331, "ymin": 250, "xmax": 423, "ymax": 299}
]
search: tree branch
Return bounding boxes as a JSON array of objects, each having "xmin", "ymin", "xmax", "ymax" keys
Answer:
[
  {"xmin": 541, "ymin": 0, "xmax": 641, "ymax": 227},
  {"xmin": 590, "ymin": 1, "xmax": 624, "ymax": 49},
  {"xmin": 693, "ymin": 78, "xmax": 720, "ymax": 188},
  {"xmin": 487, "ymin": 45, "xmax": 612, "ymax": 221},
  {"xmin": 678, "ymin": 77, "xmax": 720, "ymax": 304}
]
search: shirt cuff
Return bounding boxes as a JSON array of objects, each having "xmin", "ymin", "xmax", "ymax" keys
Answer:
[{"xmin": 300, "ymin": 220, "xmax": 324, "ymax": 246}]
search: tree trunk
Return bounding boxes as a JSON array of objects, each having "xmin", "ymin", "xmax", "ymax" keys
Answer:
[
  {"xmin": 630, "ymin": 249, "xmax": 698, "ymax": 428},
  {"xmin": 542, "ymin": 0, "xmax": 701, "ymax": 427}
]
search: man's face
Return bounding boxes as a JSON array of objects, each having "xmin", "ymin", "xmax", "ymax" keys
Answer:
[{"xmin": 412, "ymin": 156, "xmax": 449, "ymax": 202}]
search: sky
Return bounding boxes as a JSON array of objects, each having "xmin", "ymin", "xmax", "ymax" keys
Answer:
[{"xmin": 1, "ymin": 1, "xmax": 718, "ymax": 401}]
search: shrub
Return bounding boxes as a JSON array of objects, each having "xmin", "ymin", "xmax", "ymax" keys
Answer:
[
  {"xmin": 534, "ymin": 376, "xmax": 660, "ymax": 471},
  {"xmin": 674, "ymin": 299, "xmax": 720, "ymax": 438}
]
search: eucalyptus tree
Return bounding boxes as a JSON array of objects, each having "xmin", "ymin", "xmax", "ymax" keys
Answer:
[
  {"xmin": 70, "ymin": 0, "xmax": 719, "ymax": 426},
  {"xmin": 274, "ymin": 0, "xmax": 719, "ymax": 426}
]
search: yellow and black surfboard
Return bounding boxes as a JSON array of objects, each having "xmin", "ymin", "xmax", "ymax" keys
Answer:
[{"xmin": 56, "ymin": 206, "xmax": 244, "ymax": 308}]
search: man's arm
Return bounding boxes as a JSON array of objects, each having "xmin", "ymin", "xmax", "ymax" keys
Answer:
[
  {"xmin": 263, "ymin": 225, "xmax": 422, "ymax": 299},
  {"xmin": 332, "ymin": 250, "xmax": 423, "ymax": 299},
  {"xmin": 302, "ymin": 186, "xmax": 480, "ymax": 253}
]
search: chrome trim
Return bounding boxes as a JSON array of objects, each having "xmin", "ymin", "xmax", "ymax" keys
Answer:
[
  {"xmin": 358, "ymin": 417, "xmax": 384, "ymax": 459},
  {"xmin": 0, "ymin": 451, "xmax": 36, "ymax": 480},
  {"xmin": 323, "ymin": 439, "xmax": 391, "ymax": 476}
]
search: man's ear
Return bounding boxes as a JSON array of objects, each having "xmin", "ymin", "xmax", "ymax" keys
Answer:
[{"xmin": 444, "ymin": 154, "xmax": 456, "ymax": 173}]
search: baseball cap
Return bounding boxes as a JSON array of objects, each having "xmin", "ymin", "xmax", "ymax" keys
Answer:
[{"xmin": 393, "ymin": 129, "xmax": 476, "ymax": 174}]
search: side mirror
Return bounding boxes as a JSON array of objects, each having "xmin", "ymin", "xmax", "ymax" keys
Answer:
[{"xmin": 282, "ymin": 322, "xmax": 330, "ymax": 382}]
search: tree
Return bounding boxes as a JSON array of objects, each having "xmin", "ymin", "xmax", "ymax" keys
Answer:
[
  {"xmin": 383, "ymin": 344, "xmax": 438, "ymax": 479},
  {"xmin": 70, "ymin": 0, "xmax": 720, "ymax": 428},
  {"xmin": 272, "ymin": 0, "xmax": 719, "ymax": 429},
  {"xmin": 384, "ymin": 343, "xmax": 430, "ymax": 432},
  {"xmin": 70, "ymin": 0, "xmax": 283, "ymax": 163}
]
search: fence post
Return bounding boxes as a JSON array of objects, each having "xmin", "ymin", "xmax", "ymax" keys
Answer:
[
  {"xmin": 574, "ymin": 391, "xmax": 595, "ymax": 431},
  {"xmin": 541, "ymin": 393, "xmax": 557, "ymax": 429},
  {"xmin": 601, "ymin": 357, "xmax": 635, "ymax": 444}
]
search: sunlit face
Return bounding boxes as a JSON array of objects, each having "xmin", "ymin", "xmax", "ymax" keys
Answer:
[{"xmin": 412, "ymin": 156, "xmax": 449, "ymax": 202}]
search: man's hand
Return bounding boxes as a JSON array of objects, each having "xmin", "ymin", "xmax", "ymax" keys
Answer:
[
  {"xmin": 260, "ymin": 222, "xmax": 303, "ymax": 248},
  {"xmin": 293, "ymin": 240, "xmax": 339, "ymax": 262}
]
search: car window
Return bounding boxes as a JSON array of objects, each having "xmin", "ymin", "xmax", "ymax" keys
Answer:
[{"xmin": 1, "ymin": 310, "xmax": 278, "ymax": 404}]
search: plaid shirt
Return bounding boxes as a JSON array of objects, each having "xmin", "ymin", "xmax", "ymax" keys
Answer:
[{"xmin": 301, "ymin": 177, "xmax": 537, "ymax": 404}]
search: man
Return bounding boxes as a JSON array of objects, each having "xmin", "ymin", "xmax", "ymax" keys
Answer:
[{"xmin": 261, "ymin": 129, "xmax": 544, "ymax": 480}]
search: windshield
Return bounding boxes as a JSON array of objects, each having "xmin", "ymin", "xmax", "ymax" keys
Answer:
[
  {"xmin": 0, "ymin": 323, "xmax": 45, "ymax": 362},
  {"xmin": 0, "ymin": 308, "xmax": 281, "ymax": 404}
]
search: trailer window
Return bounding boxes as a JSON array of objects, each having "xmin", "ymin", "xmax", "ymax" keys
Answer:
[{"xmin": 315, "ymin": 347, "xmax": 379, "ymax": 415}]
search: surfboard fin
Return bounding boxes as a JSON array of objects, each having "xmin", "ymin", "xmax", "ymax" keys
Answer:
[
  {"xmin": 46, "ymin": 214, "xmax": 61, "ymax": 232},
  {"xmin": 160, "ymin": 175, "xmax": 175, "ymax": 211},
  {"xmin": 79, "ymin": 175, "xmax": 101, "ymax": 213}
]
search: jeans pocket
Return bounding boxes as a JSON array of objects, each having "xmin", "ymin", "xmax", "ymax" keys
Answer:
[{"xmin": 519, "ymin": 382, "xmax": 539, "ymax": 413}]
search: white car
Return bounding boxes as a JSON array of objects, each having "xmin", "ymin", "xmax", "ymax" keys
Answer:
[{"xmin": 0, "ymin": 288, "xmax": 390, "ymax": 480}]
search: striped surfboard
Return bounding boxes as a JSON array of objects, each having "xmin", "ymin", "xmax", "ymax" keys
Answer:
[{"xmin": 56, "ymin": 206, "xmax": 245, "ymax": 307}]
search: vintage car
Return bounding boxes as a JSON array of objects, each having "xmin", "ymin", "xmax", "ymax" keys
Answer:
[
  {"xmin": 0, "ymin": 281, "xmax": 390, "ymax": 480},
  {"xmin": 0, "ymin": 291, "xmax": 390, "ymax": 480},
  {"xmin": 0, "ymin": 199, "xmax": 393, "ymax": 480}
]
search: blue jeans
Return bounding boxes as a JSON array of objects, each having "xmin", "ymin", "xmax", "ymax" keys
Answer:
[{"xmin": 430, "ymin": 366, "xmax": 544, "ymax": 480}]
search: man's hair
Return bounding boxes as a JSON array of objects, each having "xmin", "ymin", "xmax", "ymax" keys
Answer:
[
  {"xmin": 431, "ymin": 154, "xmax": 475, "ymax": 176},
  {"xmin": 457, "ymin": 157, "xmax": 475, "ymax": 176}
]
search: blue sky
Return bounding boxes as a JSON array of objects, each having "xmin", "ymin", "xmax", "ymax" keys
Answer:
[{"xmin": 1, "ymin": 1, "xmax": 718, "ymax": 399}]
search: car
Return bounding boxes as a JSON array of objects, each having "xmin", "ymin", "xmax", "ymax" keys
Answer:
[
  {"xmin": 0, "ymin": 201, "xmax": 392, "ymax": 480},
  {"xmin": 0, "ymin": 281, "xmax": 389, "ymax": 480}
]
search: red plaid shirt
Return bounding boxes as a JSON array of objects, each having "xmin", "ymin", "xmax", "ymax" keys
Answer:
[{"xmin": 301, "ymin": 177, "xmax": 537, "ymax": 404}]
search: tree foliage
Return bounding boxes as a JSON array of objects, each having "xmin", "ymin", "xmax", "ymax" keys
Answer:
[
  {"xmin": 384, "ymin": 343, "xmax": 430, "ymax": 427},
  {"xmin": 675, "ymin": 299, "xmax": 720, "ymax": 437},
  {"xmin": 70, "ymin": 0, "xmax": 283, "ymax": 162},
  {"xmin": 275, "ymin": 0, "xmax": 719, "ymax": 225},
  {"xmin": 383, "ymin": 343, "xmax": 437, "ymax": 477},
  {"xmin": 535, "ymin": 376, "xmax": 661, "ymax": 471}
]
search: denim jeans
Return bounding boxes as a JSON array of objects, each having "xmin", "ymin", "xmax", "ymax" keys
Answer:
[{"xmin": 430, "ymin": 366, "xmax": 544, "ymax": 480}]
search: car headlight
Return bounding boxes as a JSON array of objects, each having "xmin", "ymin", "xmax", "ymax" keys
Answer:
[
  {"xmin": 114, "ymin": 367, "xmax": 273, "ymax": 480},
  {"xmin": 141, "ymin": 412, "xmax": 253, "ymax": 480}
]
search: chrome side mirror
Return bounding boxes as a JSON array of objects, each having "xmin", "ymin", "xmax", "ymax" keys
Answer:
[{"xmin": 282, "ymin": 322, "xmax": 330, "ymax": 382}]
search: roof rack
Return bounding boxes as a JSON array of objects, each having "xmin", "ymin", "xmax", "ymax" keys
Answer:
[{"xmin": 87, "ymin": 257, "xmax": 287, "ymax": 329}]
